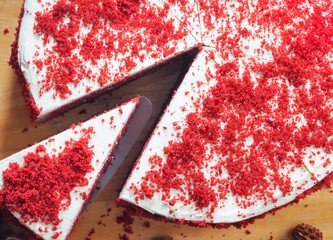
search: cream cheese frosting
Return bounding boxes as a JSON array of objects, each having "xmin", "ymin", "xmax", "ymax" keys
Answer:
[{"xmin": 0, "ymin": 97, "xmax": 139, "ymax": 240}]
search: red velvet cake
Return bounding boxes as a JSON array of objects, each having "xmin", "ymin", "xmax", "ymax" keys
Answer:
[
  {"xmin": 0, "ymin": 97, "xmax": 140, "ymax": 240},
  {"xmin": 9, "ymin": 0, "xmax": 333, "ymax": 232}
]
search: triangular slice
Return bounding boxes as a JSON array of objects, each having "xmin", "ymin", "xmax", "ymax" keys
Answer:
[
  {"xmin": 0, "ymin": 96, "xmax": 140, "ymax": 240},
  {"xmin": 118, "ymin": 50, "xmax": 325, "ymax": 225}
]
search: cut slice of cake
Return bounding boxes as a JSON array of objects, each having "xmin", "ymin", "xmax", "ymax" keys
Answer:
[
  {"xmin": 118, "ymin": 48, "xmax": 332, "ymax": 226},
  {"xmin": 0, "ymin": 96, "xmax": 140, "ymax": 240},
  {"xmin": 10, "ymin": 0, "xmax": 198, "ymax": 121}
]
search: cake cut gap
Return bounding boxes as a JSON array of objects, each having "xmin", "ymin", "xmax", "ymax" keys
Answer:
[{"xmin": 83, "ymin": 96, "xmax": 152, "ymax": 211}]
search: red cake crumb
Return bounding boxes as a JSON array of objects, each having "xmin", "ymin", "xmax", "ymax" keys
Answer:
[
  {"xmin": 118, "ymin": 234, "xmax": 130, "ymax": 240},
  {"xmin": 86, "ymin": 228, "xmax": 95, "ymax": 238},
  {"xmin": 143, "ymin": 221, "xmax": 150, "ymax": 228},
  {"xmin": 245, "ymin": 230, "xmax": 251, "ymax": 235},
  {"xmin": 52, "ymin": 232, "xmax": 60, "ymax": 239},
  {"xmin": 0, "ymin": 136, "xmax": 94, "ymax": 227},
  {"xmin": 116, "ymin": 211, "xmax": 134, "ymax": 234},
  {"xmin": 3, "ymin": 28, "xmax": 9, "ymax": 35}
]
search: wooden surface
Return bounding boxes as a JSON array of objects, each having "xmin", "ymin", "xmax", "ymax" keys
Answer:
[{"xmin": 0, "ymin": 1, "xmax": 333, "ymax": 239}]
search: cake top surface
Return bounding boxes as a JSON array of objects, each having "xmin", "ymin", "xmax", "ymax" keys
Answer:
[{"xmin": 0, "ymin": 97, "xmax": 139, "ymax": 240}]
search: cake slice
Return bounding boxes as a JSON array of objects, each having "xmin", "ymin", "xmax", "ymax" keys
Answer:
[
  {"xmin": 118, "ymin": 49, "xmax": 332, "ymax": 226},
  {"xmin": 0, "ymin": 96, "xmax": 140, "ymax": 240},
  {"xmin": 11, "ymin": 0, "xmax": 198, "ymax": 121}
]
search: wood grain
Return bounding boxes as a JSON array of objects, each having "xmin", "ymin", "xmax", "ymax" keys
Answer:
[{"xmin": 0, "ymin": 1, "xmax": 332, "ymax": 239}]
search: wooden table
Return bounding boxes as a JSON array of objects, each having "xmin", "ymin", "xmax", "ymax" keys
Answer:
[{"xmin": 0, "ymin": 1, "xmax": 332, "ymax": 239}]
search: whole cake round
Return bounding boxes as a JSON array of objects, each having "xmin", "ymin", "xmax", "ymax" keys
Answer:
[{"xmin": 8, "ymin": 0, "xmax": 333, "ymax": 233}]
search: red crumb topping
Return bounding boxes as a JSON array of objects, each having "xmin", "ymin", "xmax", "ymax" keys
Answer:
[
  {"xmin": 0, "ymin": 136, "xmax": 94, "ymax": 227},
  {"xmin": 32, "ymin": 0, "xmax": 188, "ymax": 99},
  {"xmin": 133, "ymin": 0, "xmax": 333, "ymax": 219},
  {"xmin": 3, "ymin": 28, "xmax": 9, "ymax": 35},
  {"xmin": 52, "ymin": 232, "xmax": 60, "ymax": 239}
]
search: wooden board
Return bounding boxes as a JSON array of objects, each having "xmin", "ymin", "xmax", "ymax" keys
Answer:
[{"xmin": 0, "ymin": 1, "xmax": 332, "ymax": 239}]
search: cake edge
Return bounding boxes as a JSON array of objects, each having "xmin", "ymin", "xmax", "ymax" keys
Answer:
[
  {"xmin": 117, "ymin": 171, "xmax": 332, "ymax": 229},
  {"xmin": 9, "ymin": 2, "xmax": 39, "ymax": 121}
]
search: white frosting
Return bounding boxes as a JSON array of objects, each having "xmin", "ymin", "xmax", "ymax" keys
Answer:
[
  {"xmin": 119, "ymin": 50, "xmax": 321, "ymax": 223},
  {"xmin": 199, "ymin": 0, "xmax": 314, "ymax": 57},
  {"xmin": 0, "ymin": 97, "xmax": 139, "ymax": 240},
  {"xmin": 18, "ymin": 0, "xmax": 197, "ymax": 120}
]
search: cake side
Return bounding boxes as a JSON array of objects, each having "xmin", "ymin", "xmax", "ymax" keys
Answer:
[
  {"xmin": 117, "ymin": 171, "xmax": 332, "ymax": 229},
  {"xmin": 0, "ymin": 96, "xmax": 140, "ymax": 240},
  {"xmin": 9, "ymin": 2, "xmax": 40, "ymax": 120}
]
